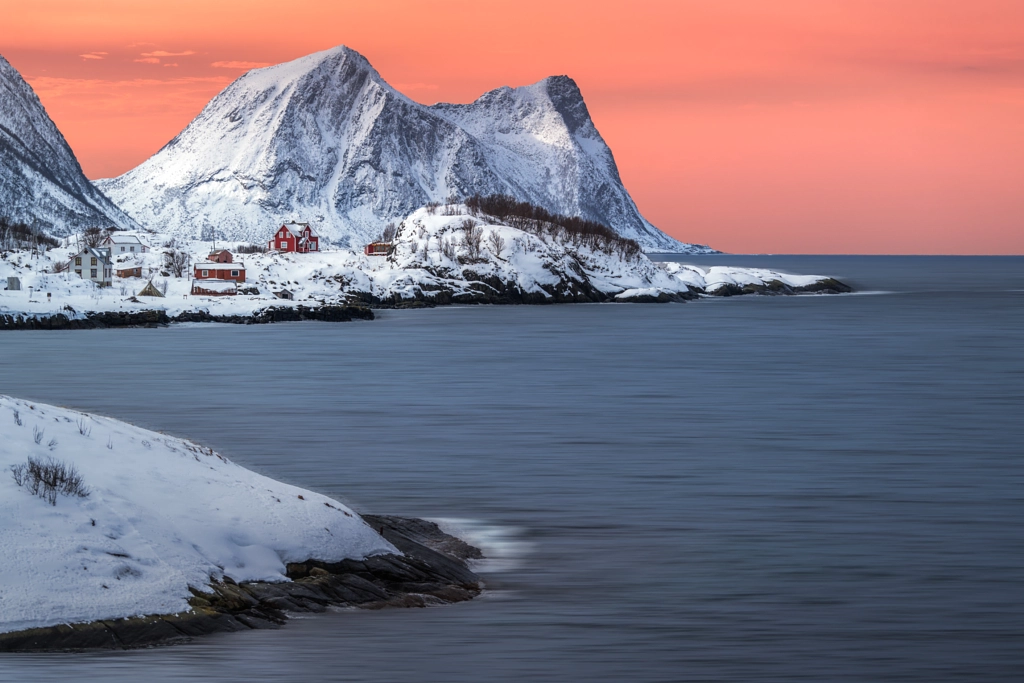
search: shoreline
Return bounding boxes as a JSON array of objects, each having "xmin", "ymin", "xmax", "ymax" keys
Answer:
[
  {"xmin": 0, "ymin": 515, "xmax": 483, "ymax": 652},
  {"xmin": 0, "ymin": 279, "xmax": 853, "ymax": 330}
]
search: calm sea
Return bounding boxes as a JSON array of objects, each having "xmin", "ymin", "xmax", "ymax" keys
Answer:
[{"xmin": 0, "ymin": 256, "xmax": 1022, "ymax": 682}]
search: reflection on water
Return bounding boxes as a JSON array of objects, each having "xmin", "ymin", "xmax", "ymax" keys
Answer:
[{"xmin": 1, "ymin": 257, "xmax": 1023, "ymax": 682}]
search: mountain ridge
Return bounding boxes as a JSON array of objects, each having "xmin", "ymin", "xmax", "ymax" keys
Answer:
[
  {"xmin": 98, "ymin": 46, "xmax": 712, "ymax": 253},
  {"xmin": 0, "ymin": 54, "xmax": 138, "ymax": 235}
]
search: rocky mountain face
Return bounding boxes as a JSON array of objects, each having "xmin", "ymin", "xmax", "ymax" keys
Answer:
[
  {"xmin": 98, "ymin": 46, "xmax": 711, "ymax": 253},
  {"xmin": 0, "ymin": 55, "xmax": 138, "ymax": 235}
]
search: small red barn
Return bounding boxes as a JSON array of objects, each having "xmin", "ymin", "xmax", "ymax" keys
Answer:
[
  {"xmin": 208, "ymin": 250, "xmax": 233, "ymax": 264},
  {"xmin": 364, "ymin": 242, "xmax": 392, "ymax": 256},
  {"xmin": 194, "ymin": 261, "xmax": 246, "ymax": 282},
  {"xmin": 269, "ymin": 223, "xmax": 320, "ymax": 253}
]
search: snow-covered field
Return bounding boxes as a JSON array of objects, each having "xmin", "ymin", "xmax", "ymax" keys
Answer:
[
  {"xmin": 0, "ymin": 395, "xmax": 395, "ymax": 634},
  {"xmin": 0, "ymin": 206, "xmax": 843, "ymax": 321}
]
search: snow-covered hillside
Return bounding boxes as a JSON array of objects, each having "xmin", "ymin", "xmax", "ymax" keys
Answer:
[
  {"xmin": 0, "ymin": 395, "xmax": 394, "ymax": 634},
  {"xmin": 0, "ymin": 55, "xmax": 138, "ymax": 235},
  {"xmin": 96, "ymin": 46, "xmax": 708, "ymax": 254}
]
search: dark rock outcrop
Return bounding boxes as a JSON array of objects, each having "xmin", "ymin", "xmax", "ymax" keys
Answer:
[
  {"xmin": 0, "ymin": 305, "xmax": 374, "ymax": 330},
  {"xmin": 0, "ymin": 515, "xmax": 482, "ymax": 652}
]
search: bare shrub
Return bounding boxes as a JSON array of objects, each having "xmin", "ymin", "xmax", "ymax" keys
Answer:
[
  {"xmin": 77, "ymin": 418, "xmax": 91, "ymax": 437},
  {"xmin": 47, "ymin": 437, "xmax": 58, "ymax": 451},
  {"xmin": 440, "ymin": 238, "xmax": 456, "ymax": 261},
  {"xmin": 11, "ymin": 456, "xmax": 90, "ymax": 506},
  {"xmin": 380, "ymin": 222, "xmax": 398, "ymax": 243},
  {"xmin": 425, "ymin": 201, "xmax": 441, "ymax": 215},
  {"xmin": 12, "ymin": 410, "xmax": 21, "ymax": 426},
  {"xmin": 82, "ymin": 227, "xmax": 106, "ymax": 248},
  {"xmin": 487, "ymin": 230, "xmax": 506, "ymax": 257},
  {"xmin": 33, "ymin": 426, "xmax": 44, "ymax": 445},
  {"xmin": 164, "ymin": 249, "xmax": 189, "ymax": 278},
  {"xmin": 51, "ymin": 260, "xmax": 69, "ymax": 274},
  {"xmin": 235, "ymin": 243, "xmax": 267, "ymax": 254},
  {"xmin": 463, "ymin": 224, "xmax": 484, "ymax": 259}
]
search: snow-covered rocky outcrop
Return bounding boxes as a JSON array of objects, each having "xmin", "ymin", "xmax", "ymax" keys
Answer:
[
  {"xmin": 0, "ymin": 395, "xmax": 395, "ymax": 635},
  {"xmin": 0, "ymin": 55, "xmax": 138, "ymax": 235},
  {"xmin": 96, "ymin": 46, "xmax": 708, "ymax": 253}
]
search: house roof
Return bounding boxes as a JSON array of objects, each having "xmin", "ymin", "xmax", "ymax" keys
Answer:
[
  {"xmin": 191, "ymin": 279, "xmax": 237, "ymax": 291},
  {"xmin": 70, "ymin": 247, "xmax": 112, "ymax": 264},
  {"xmin": 280, "ymin": 222, "xmax": 317, "ymax": 237},
  {"xmin": 194, "ymin": 262, "xmax": 245, "ymax": 269},
  {"xmin": 104, "ymin": 234, "xmax": 145, "ymax": 245}
]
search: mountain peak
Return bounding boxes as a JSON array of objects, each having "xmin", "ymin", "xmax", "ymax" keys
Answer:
[{"xmin": 97, "ymin": 48, "xmax": 700, "ymax": 252}]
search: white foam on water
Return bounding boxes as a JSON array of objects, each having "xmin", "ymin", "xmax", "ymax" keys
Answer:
[{"xmin": 429, "ymin": 517, "xmax": 533, "ymax": 574}]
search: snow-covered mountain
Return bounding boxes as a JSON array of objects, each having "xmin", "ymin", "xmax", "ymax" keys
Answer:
[
  {"xmin": 97, "ymin": 46, "xmax": 709, "ymax": 253},
  {"xmin": 0, "ymin": 55, "xmax": 138, "ymax": 235}
]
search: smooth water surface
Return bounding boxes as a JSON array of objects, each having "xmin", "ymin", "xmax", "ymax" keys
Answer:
[{"xmin": 0, "ymin": 256, "xmax": 1022, "ymax": 682}]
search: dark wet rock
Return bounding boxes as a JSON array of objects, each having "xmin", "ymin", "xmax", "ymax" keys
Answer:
[
  {"xmin": 0, "ymin": 305, "xmax": 374, "ymax": 330},
  {"xmin": 0, "ymin": 515, "xmax": 482, "ymax": 652}
]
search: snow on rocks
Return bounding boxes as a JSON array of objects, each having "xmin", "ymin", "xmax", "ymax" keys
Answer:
[{"xmin": 0, "ymin": 395, "xmax": 395, "ymax": 634}]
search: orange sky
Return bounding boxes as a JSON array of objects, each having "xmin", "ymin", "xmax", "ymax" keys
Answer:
[{"xmin": 2, "ymin": 0, "xmax": 1022, "ymax": 253}]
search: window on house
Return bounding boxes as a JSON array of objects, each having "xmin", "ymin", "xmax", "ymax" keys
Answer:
[
  {"xmin": 75, "ymin": 257, "xmax": 81, "ymax": 265},
  {"xmin": 280, "ymin": 241, "xmax": 287, "ymax": 248},
  {"xmin": 75, "ymin": 269, "xmax": 81, "ymax": 275},
  {"xmin": 90, "ymin": 269, "xmax": 97, "ymax": 278},
  {"xmin": 130, "ymin": 246, "xmax": 135, "ymax": 252},
  {"xmin": 231, "ymin": 270, "xmax": 239, "ymax": 277},
  {"xmin": 120, "ymin": 246, "xmax": 125, "ymax": 252},
  {"xmin": 91, "ymin": 257, "xmax": 97, "ymax": 265},
  {"xmin": 202, "ymin": 270, "xmax": 209, "ymax": 277}
]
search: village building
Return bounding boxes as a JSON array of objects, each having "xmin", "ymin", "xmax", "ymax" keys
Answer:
[
  {"xmin": 137, "ymin": 280, "xmax": 165, "ymax": 297},
  {"xmin": 364, "ymin": 242, "xmax": 392, "ymax": 256},
  {"xmin": 191, "ymin": 280, "xmax": 239, "ymax": 296},
  {"xmin": 102, "ymin": 233, "xmax": 149, "ymax": 255},
  {"xmin": 269, "ymin": 223, "xmax": 320, "ymax": 253},
  {"xmin": 193, "ymin": 261, "xmax": 246, "ymax": 282},
  {"xmin": 207, "ymin": 250, "xmax": 233, "ymax": 263},
  {"xmin": 191, "ymin": 258, "xmax": 245, "ymax": 296},
  {"xmin": 69, "ymin": 247, "xmax": 112, "ymax": 287},
  {"xmin": 116, "ymin": 265, "xmax": 144, "ymax": 278}
]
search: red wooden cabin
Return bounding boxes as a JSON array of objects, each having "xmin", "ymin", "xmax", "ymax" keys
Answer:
[
  {"xmin": 364, "ymin": 242, "xmax": 392, "ymax": 256},
  {"xmin": 194, "ymin": 262, "xmax": 246, "ymax": 282}
]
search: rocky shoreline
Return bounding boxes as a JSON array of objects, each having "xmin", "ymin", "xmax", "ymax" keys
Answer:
[
  {"xmin": 0, "ymin": 515, "xmax": 483, "ymax": 652},
  {"xmin": 0, "ymin": 305, "xmax": 376, "ymax": 330},
  {"xmin": 0, "ymin": 277, "xmax": 853, "ymax": 329}
]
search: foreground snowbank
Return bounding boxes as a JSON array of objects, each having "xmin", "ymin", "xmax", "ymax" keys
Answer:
[{"xmin": 0, "ymin": 396, "xmax": 394, "ymax": 634}]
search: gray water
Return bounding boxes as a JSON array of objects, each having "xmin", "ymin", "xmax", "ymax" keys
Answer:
[{"xmin": 0, "ymin": 256, "xmax": 1022, "ymax": 682}]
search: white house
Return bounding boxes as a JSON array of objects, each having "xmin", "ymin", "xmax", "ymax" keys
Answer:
[
  {"xmin": 69, "ymin": 247, "xmax": 112, "ymax": 287},
  {"xmin": 101, "ymin": 233, "xmax": 149, "ymax": 255}
]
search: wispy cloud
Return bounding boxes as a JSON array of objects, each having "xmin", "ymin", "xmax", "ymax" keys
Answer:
[
  {"xmin": 210, "ymin": 60, "xmax": 272, "ymax": 69},
  {"xmin": 141, "ymin": 50, "xmax": 197, "ymax": 58},
  {"xmin": 79, "ymin": 52, "xmax": 108, "ymax": 61},
  {"xmin": 163, "ymin": 63, "xmax": 179, "ymax": 68},
  {"xmin": 134, "ymin": 57, "xmax": 161, "ymax": 64}
]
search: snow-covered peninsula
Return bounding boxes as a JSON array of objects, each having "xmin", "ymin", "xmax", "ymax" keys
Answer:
[
  {"xmin": 0, "ymin": 202, "xmax": 850, "ymax": 328},
  {"xmin": 0, "ymin": 396, "xmax": 483, "ymax": 650}
]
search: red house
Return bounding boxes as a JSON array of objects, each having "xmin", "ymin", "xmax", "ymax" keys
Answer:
[
  {"xmin": 269, "ymin": 223, "xmax": 320, "ymax": 253},
  {"xmin": 208, "ymin": 250, "xmax": 233, "ymax": 264},
  {"xmin": 194, "ymin": 261, "xmax": 246, "ymax": 282}
]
